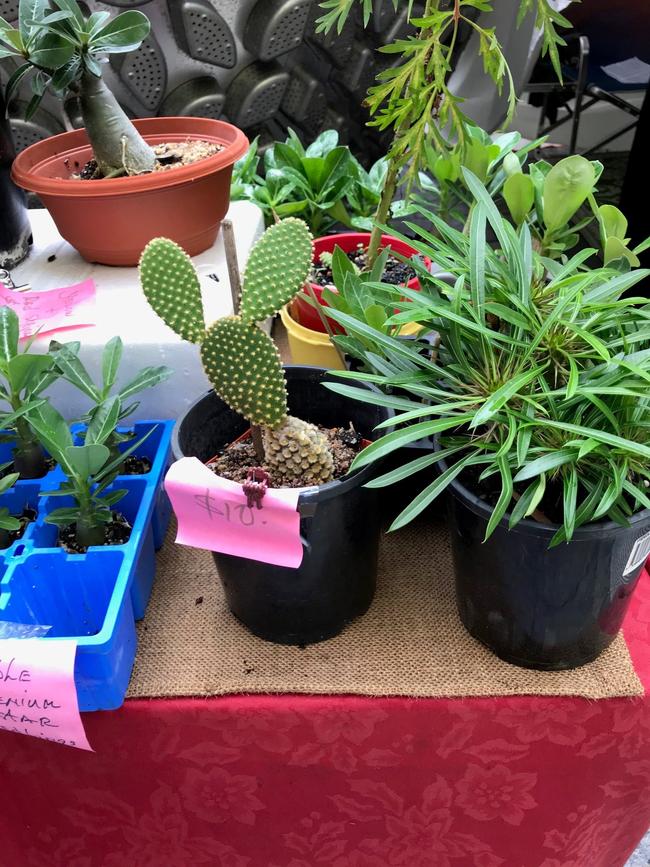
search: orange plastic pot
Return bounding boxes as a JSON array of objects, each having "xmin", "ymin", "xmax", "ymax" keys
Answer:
[
  {"xmin": 293, "ymin": 232, "xmax": 431, "ymax": 333},
  {"xmin": 11, "ymin": 116, "xmax": 249, "ymax": 266}
]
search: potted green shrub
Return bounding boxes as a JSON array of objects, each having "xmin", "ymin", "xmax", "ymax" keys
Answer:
[
  {"xmin": 139, "ymin": 218, "xmax": 392, "ymax": 645},
  {"xmin": 322, "ymin": 165, "xmax": 650, "ymax": 671},
  {"xmin": 2, "ymin": 1, "xmax": 247, "ymax": 265}
]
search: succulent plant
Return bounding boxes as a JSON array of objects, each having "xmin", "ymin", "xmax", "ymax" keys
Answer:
[{"xmin": 140, "ymin": 218, "xmax": 335, "ymax": 486}]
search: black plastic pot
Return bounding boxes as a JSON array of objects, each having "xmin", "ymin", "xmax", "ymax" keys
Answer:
[
  {"xmin": 0, "ymin": 94, "xmax": 30, "ymax": 269},
  {"xmin": 441, "ymin": 454, "xmax": 650, "ymax": 670},
  {"xmin": 172, "ymin": 365, "xmax": 392, "ymax": 645}
]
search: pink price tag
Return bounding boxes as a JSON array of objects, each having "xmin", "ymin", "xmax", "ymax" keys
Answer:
[
  {"xmin": 165, "ymin": 457, "xmax": 305, "ymax": 568},
  {"xmin": 0, "ymin": 278, "xmax": 96, "ymax": 339},
  {"xmin": 0, "ymin": 639, "xmax": 92, "ymax": 751}
]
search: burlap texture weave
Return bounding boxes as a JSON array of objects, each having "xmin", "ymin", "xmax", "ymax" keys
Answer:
[{"xmin": 127, "ymin": 518, "xmax": 642, "ymax": 700}]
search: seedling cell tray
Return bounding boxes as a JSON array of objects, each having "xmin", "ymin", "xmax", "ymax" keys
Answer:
[{"xmin": 0, "ymin": 419, "xmax": 174, "ymax": 711}]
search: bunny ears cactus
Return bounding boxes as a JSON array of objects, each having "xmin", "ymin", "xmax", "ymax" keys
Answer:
[
  {"xmin": 139, "ymin": 219, "xmax": 335, "ymax": 486},
  {"xmin": 139, "ymin": 217, "xmax": 312, "ymax": 428}
]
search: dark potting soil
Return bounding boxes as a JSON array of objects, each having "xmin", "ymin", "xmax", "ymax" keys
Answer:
[
  {"xmin": 458, "ymin": 461, "xmax": 642, "ymax": 527},
  {"xmin": 0, "ymin": 455, "xmax": 55, "ymax": 481},
  {"xmin": 76, "ymin": 139, "xmax": 223, "ymax": 180},
  {"xmin": 120, "ymin": 455, "xmax": 152, "ymax": 475},
  {"xmin": 311, "ymin": 245, "xmax": 416, "ymax": 288},
  {"xmin": 0, "ymin": 507, "xmax": 37, "ymax": 549},
  {"xmin": 58, "ymin": 512, "xmax": 132, "ymax": 555},
  {"xmin": 207, "ymin": 425, "xmax": 364, "ymax": 488}
]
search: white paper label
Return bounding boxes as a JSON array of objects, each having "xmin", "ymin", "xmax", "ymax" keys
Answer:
[{"xmin": 624, "ymin": 530, "xmax": 650, "ymax": 576}]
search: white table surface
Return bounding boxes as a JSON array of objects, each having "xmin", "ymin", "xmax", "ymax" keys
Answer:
[{"xmin": 10, "ymin": 202, "xmax": 265, "ymax": 422}]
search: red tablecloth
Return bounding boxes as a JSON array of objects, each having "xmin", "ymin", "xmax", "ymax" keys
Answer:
[{"xmin": 2, "ymin": 570, "xmax": 649, "ymax": 867}]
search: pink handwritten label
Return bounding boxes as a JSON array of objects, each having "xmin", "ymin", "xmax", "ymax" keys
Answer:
[
  {"xmin": 0, "ymin": 639, "xmax": 92, "ymax": 751},
  {"xmin": 165, "ymin": 457, "xmax": 304, "ymax": 568},
  {"xmin": 0, "ymin": 278, "xmax": 96, "ymax": 339}
]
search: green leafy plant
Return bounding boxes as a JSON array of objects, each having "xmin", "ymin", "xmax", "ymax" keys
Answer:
[
  {"xmin": 1, "ymin": 0, "xmax": 154, "ymax": 176},
  {"xmin": 0, "ymin": 306, "xmax": 61, "ymax": 479},
  {"xmin": 140, "ymin": 218, "xmax": 336, "ymax": 487},
  {"xmin": 321, "ymin": 172, "xmax": 650, "ymax": 545},
  {"xmin": 316, "ymin": 0, "xmax": 570, "ymax": 266},
  {"xmin": 26, "ymin": 400, "xmax": 153, "ymax": 548},
  {"xmin": 49, "ymin": 335, "xmax": 173, "ymax": 458},
  {"xmin": 0, "ymin": 470, "xmax": 22, "ymax": 546}
]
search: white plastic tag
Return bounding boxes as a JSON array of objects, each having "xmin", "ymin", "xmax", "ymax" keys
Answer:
[{"xmin": 623, "ymin": 530, "xmax": 650, "ymax": 575}]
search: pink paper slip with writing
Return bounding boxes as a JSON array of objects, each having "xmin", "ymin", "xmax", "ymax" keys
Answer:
[
  {"xmin": 0, "ymin": 278, "xmax": 96, "ymax": 339},
  {"xmin": 0, "ymin": 639, "xmax": 92, "ymax": 751},
  {"xmin": 165, "ymin": 457, "xmax": 304, "ymax": 568}
]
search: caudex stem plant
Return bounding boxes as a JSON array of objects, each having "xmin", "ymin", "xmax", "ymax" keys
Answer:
[
  {"xmin": 26, "ymin": 400, "xmax": 153, "ymax": 549},
  {"xmin": 140, "ymin": 219, "xmax": 336, "ymax": 487},
  {"xmin": 316, "ymin": 0, "xmax": 569, "ymax": 266},
  {"xmin": 0, "ymin": 0, "xmax": 155, "ymax": 177},
  {"xmin": 0, "ymin": 306, "xmax": 59, "ymax": 479}
]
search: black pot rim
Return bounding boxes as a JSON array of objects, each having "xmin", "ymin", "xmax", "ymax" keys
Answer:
[
  {"xmin": 172, "ymin": 364, "xmax": 393, "ymax": 507},
  {"xmin": 435, "ymin": 441, "xmax": 650, "ymax": 541}
]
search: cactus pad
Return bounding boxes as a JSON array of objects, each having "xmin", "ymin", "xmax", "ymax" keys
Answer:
[
  {"xmin": 263, "ymin": 416, "xmax": 334, "ymax": 486},
  {"xmin": 200, "ymin": 317, "xmax": 287, "ymax": 427},
  {"xmin": 239, "ymin": 218, "xmax": 313, "ymax": 324},
  {"xmin": 139, "ymin": 238, "xmax": 206, "ymax": 343}
]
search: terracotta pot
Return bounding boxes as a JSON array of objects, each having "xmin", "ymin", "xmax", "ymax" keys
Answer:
[
  {"xmin": 293, "ymin": 232, "xmax": 431, "ymax": 333},
  {"xmin": 11, "ymin": 117, "xmax": 248, "ymax": 266}
]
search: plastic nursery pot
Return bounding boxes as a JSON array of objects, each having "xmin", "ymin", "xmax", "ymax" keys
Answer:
[
  {"xmin": 293, "ymin": 232, "xmax": 431, "ymax": 334},
  {"xmin": 0, "ymin": 92, "xmax": 30, "ymax": 269},
  {"xmin": 280, "ymin": 303, "xmax": 345, "ymax": 370},
  {"xmin": 438, "ymin": 449, "xmax": 650, "ymax": 670},
  {"xmin": 172, "ymin": 365, "xmax": 393, "ymax": 645},
  {"xmin": 11, "ymin": 117, "xmax": 248, "ymax": 266}
]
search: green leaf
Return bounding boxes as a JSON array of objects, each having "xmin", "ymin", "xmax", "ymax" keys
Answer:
[
  {"xmin": 562, "ymin": 464, "xmax": 578, "ymax": 541},
  {"xmin": 86, "ymin": 396, "xmax": 120, "ymax": 446},
  {"xmin": 101, "ymin": 336, "xmax": 122, "ymax": 394},
  {"xmin": 64, "ymin": 444, "xmax": 110, "ymax": 478},
  {"xmin": 469, "ymin": 203, "xmax": 486, "ymax": 322},
  {"xmin": 598, "ymin": 204, "xmax": 627, "ymax": 240},
  {"xmin": 45, "ymin": 507, "xmax": 83, "ymax": 526},
  {"xmin": 514, "ymin": 448, "xmax": 576, "ymax": 482},
  {"xmin": 389, "ymin": 452, "xmax": 488, "ymax": 532},
  {"xmin": 543, "ymin": 155, "xmax": 595, "ymax": 232},
  {"xmin": 484, "ymin": 454, "xmax": 513, "ymax": 539},
  {"xmin": 503, "ymin": 173, "xmax": 534, "ymax": 226},
  {"xmin": 4, "ymin": 63, "xmax": 32, "ymax": 107},
  {"xmin": 470, "ymin": 366, "xmax": 545, "ymax": 429},
  {"xmin": 118, "ymin": 365, "xmax": 173, "ymax": 402},
  {"xmin": 364, "ymin": 448, "xmax": 462, "ymax": 489},
  {"xmin": 19, "ymin": 0, "xmax": 48, "ymax": 35},
  {"xmin": 25, "ymin": 402, "xmax": 74, "ymax": 473},
  {"xmin": 604, "ymin": 237, "xmax": 640, "ymax": 268},
  {"xmin": 52, "ymin": 345, "xmax": 99, "ymax": 401},
  {"xmin": 50, "ymin": 0, "xmax": 84, "ymax": 28},
  {"xmin": 90, "ymin": 9, "xmax": 149, "ymax": 51},
  {"xmin": 94, "ymin": 424, "xmax": 155, "ymax": 483},
  {"xmin": 0, "ymin": 307, "xmax": 19, "ymax": 364},
  {"xmin": 509, "ymin": 475, "xmax": 546, "ymax": 528},
  {"xmin": 7, "ymin": 354, "xmax": 53, "ymax": 395},
  {"xmin": 99, "ymin": 488, "xmax": 127, "ymax": 508},
  {"xmin": 28, "ymin": 31, "xmax": 74, "ymax": 68}
]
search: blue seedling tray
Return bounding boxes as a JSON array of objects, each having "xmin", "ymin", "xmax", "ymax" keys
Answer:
[{"xmin": 0, "ymin": 419, "xmax": 174, "ymax": 712}]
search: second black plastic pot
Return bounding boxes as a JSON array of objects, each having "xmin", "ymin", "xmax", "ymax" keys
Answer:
[
  {"xmin": 172, "ymin": 365, "xmax": 392, "ymax": 645},
  {"xmin": 441, "ymin": 452, "xmax": 650, "ymax": 670},
  {"xmin": 0, "ymin": 93, "xmax": 30, "ymax": 269}
]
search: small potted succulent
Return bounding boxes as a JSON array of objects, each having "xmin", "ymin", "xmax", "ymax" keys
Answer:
[
  {"xmin": 140, "ymin": 218, "xmax": 392, "ymax": 645},
  {"xmin": 2, "ymin": 1, "xmax": 248, "ymax": 265},
  {"xmin": 323, "ymin": 166, "xmax": 650, "ymax": 671}
]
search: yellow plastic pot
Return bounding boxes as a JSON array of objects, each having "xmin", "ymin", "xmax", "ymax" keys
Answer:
[{"xmin": 280, "ymin": 305, "xmax": 345, "ymax": 370}]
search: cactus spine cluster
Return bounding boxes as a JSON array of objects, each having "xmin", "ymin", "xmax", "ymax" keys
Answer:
[{"xmin": 139, "ymin": 218, "xmax": 335, "ymax": 486}]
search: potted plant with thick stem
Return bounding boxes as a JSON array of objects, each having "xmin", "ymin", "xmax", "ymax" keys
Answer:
[
  {"xmin": 139, "ymin": 218, "xmax": 392, "ymax": 645},
  {"xmin": 0, "ymin": 88, "xmax": 30, "ymax": 268},
  {"xmin": 2, "ymin": 0, "xmax": 247, "ymax": 265},
  {"xmin": 321, "ymin": 165, "xmax": 650, "ymax": 671}
]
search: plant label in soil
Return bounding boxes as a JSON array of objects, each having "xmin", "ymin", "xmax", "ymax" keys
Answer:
[
  {"xmin": 624, "ymin": 530, "xmax": 650, "ymax": 576},
  {"xmin": 0, "ymin": 278, "xmax": 96, "ymax": 338},
  {"xmin": 165, "ymin": 457, "xmax": 304, "ymax": 568},
  {"xmin": 0, "ymin": 639, "xmax": 92, "ymax": 751}
]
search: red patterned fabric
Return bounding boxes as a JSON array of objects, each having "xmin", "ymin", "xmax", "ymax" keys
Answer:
[{"xmin": 2, "ymin": 570, "xmax": 649, "ymax": 867}]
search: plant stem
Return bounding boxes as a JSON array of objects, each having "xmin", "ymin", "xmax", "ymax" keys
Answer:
[
  {"xmin": 367, "ymin": 161, "xmax": 399, "ymax": 268},
  {"xmin": 251, "ymin": 425, "xmax": 264, "ymax": 462},
  {"xmin": 74, "ymin": 487, "xmax": 105, "ymax": 548},
  {"xmin": 10, "ymin": 396, "xmax": 46, "ymax": 478},
  {"xmin": 79, "ymin": 71, "xmax": 155, "ymax": 176}
]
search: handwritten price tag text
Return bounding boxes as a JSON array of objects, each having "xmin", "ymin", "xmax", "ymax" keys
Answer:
[{"xmin": 165, "ymin": 457, "xmax": 304, "ymax": 568}]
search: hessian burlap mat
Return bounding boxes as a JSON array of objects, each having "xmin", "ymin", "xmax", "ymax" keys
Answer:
[{"xmin": 127, "ymin": 517, "xmax": 643, "ymax": 701}]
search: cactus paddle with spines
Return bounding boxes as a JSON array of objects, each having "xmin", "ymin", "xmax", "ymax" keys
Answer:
[
  {"xmin": 239, "ymin": 218, "xmax": 313, "ymax": 323},
  {"xmin": 139, "ymin": 218, "xmax": 335, "ymax": 486}
]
